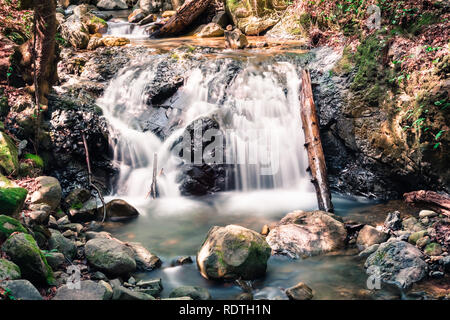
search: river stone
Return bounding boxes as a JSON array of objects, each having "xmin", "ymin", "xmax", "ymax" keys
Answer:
[
  {"xmin": 415, "ymin": 236, "xmax": 430, "ymax": 249},
  {"xmin": 53, "ymin": 280, "xmax": 110, "ymax": 300},
  {"xmin": 266, "ymin": 210, "xmax": 347, "ymax": 258},
  {"xmin": 0, "ymin": 131, "xmax": 19, "ymax": 175},
  {"xmin": 0, "ymin": 258, "xmax": 21, "ymax": 280},
  {"xmin": 112, "ymin": 285, "xmax": 155, "ymax": 300},
  {"xmin": 408, "ymin": 230, "xmax": 428, "ymax": 244},
  {"xmin": 44, "ymin": 252, "xmax": 65, "ymax": 269},
  {"xmin": 419, "ymin": 210, "xmax": 438, "ymax": 218},
  {"xmin": 30, "ymin": 176, "xmax": 62, "ymax": 211},
  {"xmin": 85, "ymin": 238, "xmax": 136, "ymax": 276},
  {"xmin": 197, "ymin": 23, "xmax": 224, "ymax": 38},
  {"xmin": 140, "ymin": 0, "xmax": 163, "ymax": 13},
  {"xmin": 102, "ymin": 36, "xmax": 130, "ymax": 47},
  {"xmin": 100, "ymin": 199, "xmax": 140, "ymax": 221},
  {"xmin": 285, "ymin": 282, "xmax": 313, "ymax": 300},
  {"xmin": 384, "ymin": 211, "xmax": 402, "ymax": 231},
  {"xmin": 48, "ymin": 229, "xmax": 77, "ymax": 260},
  {"xmin": 0, "ymin": 215, "xmax": 28, "ymax": 241},
  {"xmin": 2, "ymin": 232, "xmax": 54, "ymax": 285},
  {"xmin": 224, "ymin": 27, "xmax": 248, "ymax": 49},
  {"xmin": 128, "ymin": 8, "xmax": 146, "ymax": 23},
  {"xmin": 125, "ymin": 242, "xmax": 161, "ymax": 271},
  {"xmin": 356, "ymin": 225, "xmax": 389, "ymax": 249},
  {"xmin": 135, "ymin": 278, "xmax": 162, "ymax": 296},
  {"xmin": 64, "ymin": 188, "xmax": 91, "ymax": 209},
  {"xmin": 424, "ymin": 243, "xmax": 442, "ymax": 256},
  {"xmin": 0, "ymin": 280, "xmax": 43, "ymax": 300},
  {"xmin": 97, "ymin": 0, "xmax": 128, "ymax": 10},
  {"xmin": 0, "ymin": 187, "xmax": 28, "ymax": 218},
  {"xmin": 358, "ymin": 243, "xmax": 380, "ymax": 259},
  {"xmin": 197, "ymin": 225, "xmax": 271, "ymax": 280},
  {"xmin": 169, "ymin": 286, "xmax": 211, "ymax": 300},
  {"xmin": 60, "ymin": 17, "xmax": 90, "ymax": 49},
  {"xmin": 364, "ymin": 239, "xmax": 427, "ymax": 290},
  {"xmin": 402, "ymin": 217, "xmax": 425, "ymax": 232}
]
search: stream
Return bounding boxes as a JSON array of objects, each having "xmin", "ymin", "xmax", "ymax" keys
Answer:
[{"xmin": 97, "ymin": 13, "xmax": 400, "ymax": 300}]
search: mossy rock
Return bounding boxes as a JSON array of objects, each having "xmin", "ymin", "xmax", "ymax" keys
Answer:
[
  {"xmin": 408, "ymin": 230, "xmax": 428, "ymax": 245},
  {"xmin": 0, "ymin": 214, "xmax": 28, "ymax": 241},
  {"xmin": 1, "ymin": 232, "xmax": 54, "ymax": 285},
  {"xmin": 0, "ymin": 131, "xmax": 19, "ymax": 175},
  {"xmin": 0, "ymin": 174, "xmax": 17, "ymax": 188},
  {"xmin": 424, "ymin": 242, "xmax": 442, "ymax": 256},
  {"xmin": 24, "ymin": 154, "xmax": 44, "ymax": 168},
  {"xmin": 0, "ymin": 187, "xmax": 28, "ymax": 217},
  {"xmin": 0, "ymin": 258, "xmax": 21, "ymax": 281}
]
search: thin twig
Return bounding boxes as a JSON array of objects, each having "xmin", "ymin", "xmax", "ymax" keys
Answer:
[{"xmin": 82, "ymin": 133, "xmax": 107, "ymax": 223}]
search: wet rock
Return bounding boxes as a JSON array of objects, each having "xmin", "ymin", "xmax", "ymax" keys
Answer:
[
  {"xmin": 44, "ymin": 252, "xmax": 65, "ymax": 269},
  {"xmin": 2, "ymin": 233, "xmax": 54, "ymax": 285},
  {"xmin": 87, "ymin": 37, "xmax": 105, "ymax": 51},
  {"xmin": 171, "ymin": 256, "xmax": 193, "ymax": 266},
  {"xmin": 128, "ymin": 9, "xmax": 146, "ymax": 23},
  {"xmin": 197, "ymin": 225, "xmax": 271, "ymax": 281},
  {"xmin": 162, "ymin": 10, "xmax": 176, "ymax": 18},
  {"xmin": 68, "ymin": 199, "xmax": 98, "ymax": 222},
  {"xmin": 356, "ymin": 225, "xmax": 389, "ymax": 249},
  {"xmin": 125, "ymin": 242, "xmax": 161, "ymax": 271},
  {"xmin": 266, "ymin": 210, "xmax": 347, "ymax": 258},
  {"xmin": 169, "ymin": 286, "xmax": 211, "ymax": 300},
  {"xmin": 100, "ymin": 199, "xmax": 140, "ymax": 221},
  {"xmin": 97, "ymin": 0, "xmax": 128, "ymax": 10},
  {"xmin": 364, "ymin": 239, "xmax": 427, "ymax": 290},
  {"xmin": 0, "ymin": 131, "xmax": 19, "ymax": 175},
  {"xmin": 224, "ymin": 26, "xmax": 248, "ymax": 49},
  {"xmin": 0, "ymin": 258, "xmax": 21, "ymax": 281},
  {"xmin": 102, "ymin": 36, "xmax": 131, "ymax": 47},
  {"xmin": 65, "ymin": 188, "xmax": 92, "ymax": 208},
  {"xmin": 285, "ymin": 282, "xmax": 313, "ymax": 300},
  {"xmin": 384, "ymin": 211, "xmax": 402, "ymax": 231},
  {"xmin": 85, "ymin": 237, "xmax": 136, "ymax": 276},
  {"xmin": 197, "ymin": 23, "xmax": 224, "ymax": 38},
  {"xmin": 48, "ymin": 229, "xmax": 77, "ymax": 260},
  {"xmin": 30, "ymin": 176, "xmax": 62, "ymax": 211},
  {"xmin": 139, "ymin": 13, "xmax": 157, "ymax": 25},
  {"xmin": 0, "ymin": 280, "xmax": 43, "ymax": 300},
  {"xmin": 358, "ymin": 244, "xmax": 380, "ymax": 259},
  {"xmin": 112, "ymin": 285, "xmax": 155, "ymax": 300},
  {"xmin": 236, "ymin": 292, "xmax": 253, "ymax": 300},
  {"xmin": 0, "ymin": 187, "xmax": 27, "ymax": 218},
  {"xmin": 53, "ymin": 280, "xmax": 110, "ymax": 300}
]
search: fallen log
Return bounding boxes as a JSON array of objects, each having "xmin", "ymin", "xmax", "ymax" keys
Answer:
[
  {"xmin": 404, "ymin": 190, "xmax": 450, "ymax": 217},
  {"xmin": 299, "ymin": 69, "xmax": 334, "ymax": 213},
  {"xmin": 150, "ymin": 0, "xmax": 212, "ymax": 38}
]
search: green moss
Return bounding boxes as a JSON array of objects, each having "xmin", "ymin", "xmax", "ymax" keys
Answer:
[
  {"xmin": 0, "ymin": 187, "xmax": 27, "ymax": 217},
  {"xmin": 0, "ymin": 132, "xmax": 19, "ymax": 175},
  {"xmin": 70, "ymin": 202, "xmax": 83, "ymax": 210},
  {"xmin": 0, "ymin": 215, "xmax": 28, "ymax": 241},
  {"xmin": 0, "ymin": 258, "xmax": 21, "ymax": 280},
  {"xmin": 24, "ymin": 153, "xmax": 44, "ymax": 168},
  {"xmin": 333, "ymin": 46, "xmax": 355, "ymax": 74},
  {"xmin": 424, "ymin": 242, "xmax": 442, "ymax": 256},
  {"xmin": 90, "ymin": 16, "xmax": 107, "ymax": 27},
  {"xmin": 22, "ymin": 233, "xmax": 55, "ymax": 285}
]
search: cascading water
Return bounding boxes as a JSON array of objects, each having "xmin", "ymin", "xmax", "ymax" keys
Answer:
[
  {"xmin": 105, "ymin": 21, "xmax": 151, "ymax": 39},
  {"xmin": 97, "ymin": 54, "xmax": 315, "ymax": 202}
]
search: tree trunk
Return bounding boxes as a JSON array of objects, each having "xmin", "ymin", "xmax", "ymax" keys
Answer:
[
  {"xmin": 404, "ymin": 190, "xmax": 450, "ymax": 216},
  {"xmin": 151, "ymin": 0, "xmax": 212, "ymax": 38},
  {"xmin": 299, "ymin": 69, "xmax": 334, "ymax": 213}
]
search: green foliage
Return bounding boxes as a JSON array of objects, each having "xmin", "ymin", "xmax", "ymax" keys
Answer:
[
  {"xmin": 0, "ymin": 188, "xmax": 28, "ymax": 217},
  {"xmin": 24, "ymin": 153, "xmax": 44, "ymax": 168}
]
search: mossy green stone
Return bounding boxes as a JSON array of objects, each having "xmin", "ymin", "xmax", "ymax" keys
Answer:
[
  {"xmin": 0, "ymin": 214, "xmax": 28, "ymax": 241},
  {"xmin": 0, "ymin": 258, "xmax": 21, "ymax": 280},
  {"xmin": 424, "ymin": 242, "xmax": 442, "ymax": 256},
  {"xmin": 408, "ymin": 230, "xmax": 428, "ymax": 244},
  {"xmin": 0, "ymin": 132, "xmax": 19, "ymax": 175},
  {"xmin": 24, "ymin": 154, "xmax": 44, "ymax": 168},
  {"xmin": 0, "ymin": 187, "xmax": 27, "ymax": 217}
]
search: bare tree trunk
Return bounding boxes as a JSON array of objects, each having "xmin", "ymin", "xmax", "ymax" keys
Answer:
[
  {"xmin": 299, "ymin": 70, "xmax": 334, "ymax": 213},
  {"xmin": 404, "ymin": 190, "xmax": 450, "ymax": 217},
  {"xmin": 151, "ymin": 0, "xmax": 212, "ymax": 38}
]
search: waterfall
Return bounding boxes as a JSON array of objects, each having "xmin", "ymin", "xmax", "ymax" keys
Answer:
[
  {"xmin": 97, "ymin": 55, "xmax": 314, "ymax": 199},
  {"xmin": 105, "ymin": 21, "xmax": 150, "ymax": 39}
]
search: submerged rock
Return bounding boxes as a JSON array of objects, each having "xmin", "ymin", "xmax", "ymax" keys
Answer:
[
  {"xmin": 266, "ymin": 210, "xmax": 347, "ymax": 258},
  {"xmin": 364, "ymin": 239, "xmax": 427, "ymax": 290},
  {"xmin": 85, "ymin": 237, "xmax": 136, "ymax": 277},
  {"xmin": 169, "ymin": 286, "xmax": 211, "ymax": 300},
  {"xmin": 197, "ymin": 225, "xmax": 271, "ymax": 280},
  {"xmin": 2, "ymin": 233, "xmax": 54, "ymax": 285},
  {"xmin": 285, "ymin": 282, "xmax": 314, "ymax": 300},
  {"xmin": 0, "ymin": 280, "xmax": 43, "ymax": 300}
]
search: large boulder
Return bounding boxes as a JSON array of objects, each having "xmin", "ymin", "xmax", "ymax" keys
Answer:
[
  {"xmin": 0, "ymin": 131, "xmax": 19, "ymax": 175},
  {"xmin": 356, "ymin": 225, "xmax": 389, "ymax": 249},
  {"xmin": 266, "ymin": 210, "xmax": 347, "ymax": 258},
  {"xmin": 0, "ymin": 187, "xmax": 27, "ymax": 218},
  {"xmin": 85, "ymin": 238, "xmax": 136, "ymax": 277},
  {"xmin": 1, "ymin": 233, "xmax": 54, "ymax": 285},
  {"xmin": 225, "ymin": 0, "xmax": 282, "ymax": 35},
  {"xmin": 48, "ymin": 229, "xmax": 77, "ymax": 260},
  {"xmin": 0, "ymin": 258, "xmax": 21, "ymax": 281},
  {"xmin": 30, "ymin": 176, "xmax": 62, "ymax": 211},
  {"xmin": 0, "ymin": 280, "xmax": 43, "ymax": 300},
  {"xmin": 197, "ymin": 225, "xmax": 271, "ymax": 280},
  {"xmin": 364, "ymin": 239, "xmax": 427, "ymax": 290},
  {"xmin": 97, "ymin": 0, "xmax": 128, "ymax": 10},
  {"xmin": 53, "ymin": 280, "xmax": 110, "ymax": 300},
  {"xmin": 0, "ymin": 215, "xmax": 28, "ymax": 241},
  {"xmin": 101, "ymin": 199, "xmax": 140, "ymax": 221}
]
